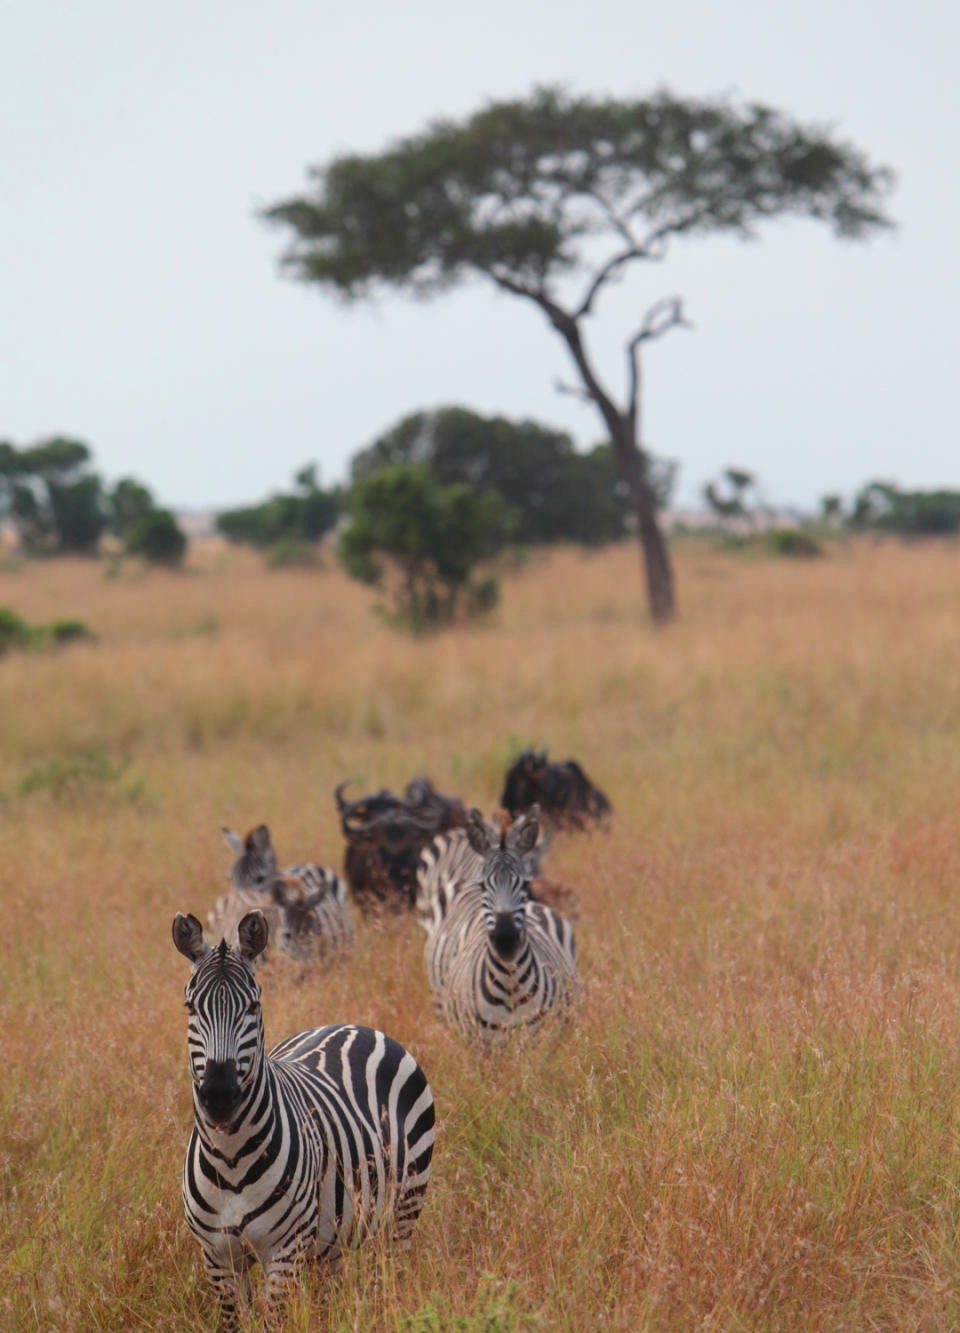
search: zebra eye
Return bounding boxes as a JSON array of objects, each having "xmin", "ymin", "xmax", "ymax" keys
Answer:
[
  {"xmin": 247, "ymin": 1001, "xmax": 261, "ymax": 1014},
  {"xmin": 184, "ymin": 1001, "xmax": 196, "ymax": 1014}
]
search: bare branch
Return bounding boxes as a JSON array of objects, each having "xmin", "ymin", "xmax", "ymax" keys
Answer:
[
  {"xmin": 626, "ymin": 297, "xmax": 692, "ymax": 425},
  {"xmin": 554, "ymin": 378, "xmax": 593, "ymax": 403},
  {"xmin": 629, "ymin": 296, "xmax": 692, "ymax": 348},
  {"xmin": 574, "ymin": 244, "xmax": 658, "ymax": 319}
]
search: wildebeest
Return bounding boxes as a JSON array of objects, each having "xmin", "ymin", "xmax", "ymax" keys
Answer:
[
  {"xmin": 336, "ymin": 776, "xmax": 466, "ymax": 911},
  {"xmin": 500, "ymin": 748, "xmax": 611, "ymax": 829}
]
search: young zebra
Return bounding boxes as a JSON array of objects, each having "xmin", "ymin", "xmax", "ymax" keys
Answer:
[
  {"xmin": 208, "ymin": 825, "xmax": 353, "ymax": 960},
  {"xmin": 425, "ymin": 807, "xmax": 581, "ymax": 1043},
  {"xmin": 172, "ymin": 909, "xmax": 435, "ymax": 1329}
]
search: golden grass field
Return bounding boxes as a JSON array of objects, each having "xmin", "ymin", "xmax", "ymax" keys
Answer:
[{"xmin": 3, "ymin": 537, "xmax": 960, "ymax": 1331}]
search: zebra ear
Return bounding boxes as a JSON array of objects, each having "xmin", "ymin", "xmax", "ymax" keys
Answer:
[
  {"xmin": 222, "ymin": 826, "xmax": 244, "ymax": 857},
  {"xmin": 173, "ymin": 913, "xmax": 210, "ymax": 964},
  {"xmin": 236, "ymin": 910, "xmax": 269, "ymax": 963},
  {"xmin": 510, "ymin": 805, "xmax": 540, "ymax": 856},
  {"xmin": 248, "ymin": 825, "xmax": 272, "ymax": 855},
  {"xmin": 271, "ymin": 880, "xmax": 292, "ymax": 907},
  {"xmin": 465, "ymin": 808, "xmax": 491, "ymax": 856}
]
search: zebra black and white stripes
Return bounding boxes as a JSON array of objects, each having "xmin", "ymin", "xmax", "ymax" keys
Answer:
[
  {"xmin": 208, "ymin": 824, "xmax": 353, "ymax": 960},
  {"xmin": 424, "ymin": 808, "xmax": 580, "ymax": 1043},
  {"xmin": 172, "ymin": 910, "xmax": 435, "ymax": 1329},
  {"xmin": 415, "ymin": 814, "xmax": 545, "ymax": 936}
]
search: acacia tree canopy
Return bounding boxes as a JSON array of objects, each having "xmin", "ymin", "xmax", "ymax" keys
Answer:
[{"xmin": 264, "ymin": 86, "xmax": 895, "ymax": 623}]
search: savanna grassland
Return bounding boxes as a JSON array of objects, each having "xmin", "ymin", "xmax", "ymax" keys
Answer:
[{"xmin": 3, "ymin": 537, "xmax": 960, "ymax": 1332}]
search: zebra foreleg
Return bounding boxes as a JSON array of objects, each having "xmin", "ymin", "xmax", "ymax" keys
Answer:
[
  {"xmin": 262, "ymin": 1253, "xmax": 303, "ymax": 1329},
  {"xmin": 203, "ymin": 1253, "xmax": 251, "ymax": 1331}
]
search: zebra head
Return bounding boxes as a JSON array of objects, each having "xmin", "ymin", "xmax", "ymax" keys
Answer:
[
  {"xmin": 222, "ymin": 824, "xmax": 278, "ymax": 890},
  {"xmin": 270, "ymin": 876, "xmax": 327, "ymax": 959},
  {"xmin": 466, "ymin": 806, "xmax": 540, "ymax": 960},
  {"xmin": 172, "ymin": 910, "xmax": 268, "ymax": 1130}
]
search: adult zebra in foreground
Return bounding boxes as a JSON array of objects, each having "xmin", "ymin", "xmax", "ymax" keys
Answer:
[
  {"xmin": 172, "ymin": 910, "xmax": 435, "ymax": 1329},
  {"xmin": 425, "ymin": 807, "xmax": 581, "ymax": 1043}
]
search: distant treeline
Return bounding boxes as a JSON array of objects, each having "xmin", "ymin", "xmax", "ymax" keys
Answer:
[
  {"xmin": 836, "ymin": 482, "xmax": 960, "ymax": 537},
  {"xmin": 216, "ymin": 405, "xmax": 677, "ymax": 552}
]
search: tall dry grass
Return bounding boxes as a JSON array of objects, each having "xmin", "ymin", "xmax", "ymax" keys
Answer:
[{"xmin": 2, "ymin": 537, "xmax": 960, "ymax": 1330}]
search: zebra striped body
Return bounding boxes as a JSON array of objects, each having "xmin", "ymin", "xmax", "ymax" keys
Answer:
[
  {"xmin": 173, "ymin": 911, "xmax": 434, "ymax": 1328},
  {"xmin": 424, "ymin": 808, "xmax": 580, "ymax": 1043},
  {"xmin": 210, "ymin": 825, "xmax": 353, "ymax": 960}
]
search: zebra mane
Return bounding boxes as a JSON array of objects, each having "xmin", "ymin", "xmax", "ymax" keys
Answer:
[
  {"xmin": 498, "ymin": 810, "xmax": 510, "ymax": 848},
  {"xmin": 207, "ymin": 937, "xmax": 240, "ymax": 980}
]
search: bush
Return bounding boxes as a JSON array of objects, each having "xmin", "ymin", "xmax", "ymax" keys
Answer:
[
  {"xmin": 338, "ymin": 464, "xmax": 516, "ymax": 632},
  {"xmin": 0, "ymin": 607, "xmax": 34, "ymax": 654},
  {"xmin": 16, "ymin": 750, "xmax": 129, "ymax": 800},
  {"xmin": 0, "ymin": 606, "xmax": 97, "ymax": 655},
  {"xmin": 122, "ymin": 510, "xmax": 187, "ymax": 566},
  {"xmin": 264, "ymin": 538, "xmax": 323, "ymax": 570},
  {"xmin": 46, "ymin": 619, "xmax": 98, "ymax": 645},
  {"xmin": 767, "ymin": 528, "xmax": 823, "ymax": 558}
]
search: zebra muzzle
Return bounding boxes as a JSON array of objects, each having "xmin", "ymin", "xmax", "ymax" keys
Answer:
[
  {"xmin": 490, "ymin": 913, "xmax": 523, "ymax": 958},
  {"xmin": 198, "ymin": 1059, "xmax": 241, "ymax": 1125}
]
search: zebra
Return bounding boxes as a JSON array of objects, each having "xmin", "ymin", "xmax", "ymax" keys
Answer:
[
  {"xmin": 208, "ymin": 825, "xmax": 353, "ymax": 960},
  {"xmin": 424, "ymin": 807, "xmax": 581, "ymax": 1043},
  {"xmin": 172, "ymin": 909, "xmax": 435, "ymax": 1329}
]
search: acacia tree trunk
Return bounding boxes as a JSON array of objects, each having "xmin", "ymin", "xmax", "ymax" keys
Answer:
[
  {"xmin": 613, "ymin": 425, "xmax": 675, "ymax": 624},
  {"xmin": 552, "ymin": 314, "xmax": 677, "ymax": 625}
]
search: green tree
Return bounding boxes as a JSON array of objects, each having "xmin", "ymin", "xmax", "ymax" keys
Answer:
[
  {"xmin": 352, "ymin": 405, "xmax": 667, "ymax": 545},
  {"xmin": 337, "ymin": 464, "xmax": 517, "ymax": 631},
  {"xmin": 263, "ymin": 86, "xmax": 894, "ymax": 624},
  {"xmin": 849, "ymin": 481, "xmax": 960, "ymax": 536},
  {"xmin": 108, "ymin": 477, "xmax": 156, "ymax": 535},
  {"xmin": 122, "ymin": 509, "xmax": 187, "ymax": 566},
  {"xmin": 0, "ymin": 437, "xmax": 106, "ymax": 553},
  {"xmin": 703, "ymin": 467, "xmax": 758, "ymax": 528}
]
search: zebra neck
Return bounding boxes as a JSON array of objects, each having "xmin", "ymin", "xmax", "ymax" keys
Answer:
[{"xmin": 485, "ymin": 940, "xmax": 533, "ymax": 984}]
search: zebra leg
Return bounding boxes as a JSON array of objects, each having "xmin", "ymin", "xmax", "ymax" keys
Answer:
[
  {"xmin": 262, "ymin": 1253, "xmax": 301, "ymax": 1329},
  {"xmin": 202, "ymin": 1252, "xmax": 251, "ymax": 1331}
]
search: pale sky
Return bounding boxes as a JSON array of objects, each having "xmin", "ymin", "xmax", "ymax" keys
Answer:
[{"xmin": 2, "ymin": 0, "xmax": 956, "ymax": 511}]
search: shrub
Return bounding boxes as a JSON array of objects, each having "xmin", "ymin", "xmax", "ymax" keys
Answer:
[
  {"xmin": 0, "ymin": 607, "xmax": 35, "ymax": 654},
  {"xmin": 264, "ymin": 538, "xmax": 323, "ymax": 570},
  {"xmin": 338, "ymin": 464, "xmax": 516, "ymax": 632},
  {"xmin": 767, "ymin": 528, "xmax": 823, "ymax": 558},
  {"xmin": 16, "ymin": 750, "xmax": 129, "ymax": 800},
  {"xmin": 0, "ymin": 606, "xmax": 97, "ymax": 655},
  {"xmin": 45, "ymin": 619, "xmax": 98, "ymax": 645}
]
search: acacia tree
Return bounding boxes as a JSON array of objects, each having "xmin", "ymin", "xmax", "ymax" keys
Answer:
[{"xmin": 263, "ymin": 87, "xmax": 894, "ymax": 623}]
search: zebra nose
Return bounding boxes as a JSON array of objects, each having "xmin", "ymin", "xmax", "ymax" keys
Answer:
[
  {"xmin": 198, "ymin": 1059, "xmax": 240, "ymax": 1125},
  {"xmin": 490, "ymin": 912, "xmax": 522, "ymax": 958}
]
